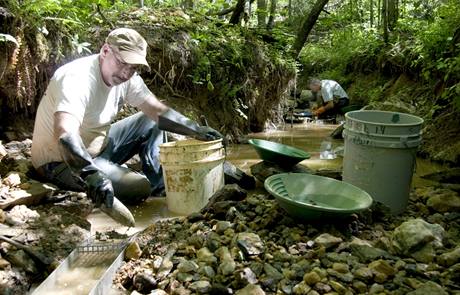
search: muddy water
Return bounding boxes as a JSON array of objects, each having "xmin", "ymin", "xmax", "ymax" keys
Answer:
[
  {"xmin": 32, "ymin": 251, "xmax": 120, "ymax": 295},
  {"xmin": 88, "ymin": 121, "xmax": 445, "ymax": 234}
]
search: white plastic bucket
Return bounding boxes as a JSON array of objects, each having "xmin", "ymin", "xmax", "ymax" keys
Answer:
[
  {"xmin": 159, "ymin": 139, "xmax": 225, "ymax": 215},
  {"xmin": 342, "ymin": 110, "xmax": 424, "ymax": 214}
]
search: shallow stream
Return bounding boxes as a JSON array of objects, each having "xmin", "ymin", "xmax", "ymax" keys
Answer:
[
  {"xmin": 89, "ymin": 121, "xmax": 446, "ymax": 234},
  {"xmin": 37, "ymin": 121, "xmax": 446, "ymax": 294}
]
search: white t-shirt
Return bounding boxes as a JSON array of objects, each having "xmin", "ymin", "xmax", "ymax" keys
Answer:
[
  {"xmin": 31, "ymin": 54, "xmax": 152, "ymax": 168},
  {"xmin": 320, "ymin": 80, "xmax": 348, "ymax": 103}
]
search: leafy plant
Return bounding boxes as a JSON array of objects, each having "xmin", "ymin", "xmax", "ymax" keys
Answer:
[{"xmin": 0, "ymin": 34, "xmax": 19, "ymax": 47}]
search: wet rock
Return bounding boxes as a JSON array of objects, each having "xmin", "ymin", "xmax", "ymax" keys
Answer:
[
  {"xmin": 303, "ymin": 271, "xmax": 321, "ymax": 285},
  {"xmin": 133, "ymin": 272, "xmax": 157, "ymax": 293},
  {"xmin": 5, "ymin": 249, "xmax": 38, "ymax": 274},
  {"xmin": 0, "ymin": 142, "xmax": 7, "ymax": 161},
  {"xmin": 236, "ymin": 267, "xmax": 258, "ymax": 286},
  {"xmin": 187, "ymin": 212, "xmax": 205, "ymax": 222},
  {"xmin": 392, "ymin": 218, "xmax": 444, "ymax": 256},
  {"xmin": 224, "ymin": 161, "xmax": 256, "ymax": 190},
  {"xmin": 199, "ymin": 265, "xmax": 216, "ymax": 278},
  {"xmin": 201, "ymin": 184, "xmax": 247, "ymax": 214},
  {"xmin": 332, "ymin": 262, "xmax": 350, "ymax": 274},
  {"xmin": 411, "ymin": 243, "xmax": 436, "ymax": 263},
  {"xmin": 250, "ymin": 161, "xmax": 313, "ymax": 183},
  {"xmin": 263, "ymin": 263, "xmax": 283, "ymax": 281},
  {"xmin": 177, "ymin": 260, "xmax": 199, "ymax": 273},
  {"xmin": 349, "ymin": 242, "xmax": 392, "ymax": 263},
  {"xmin": 189, "ymin": 280, "xmax": 211, "ymax": 293},
  {"xmin": 327, "ymin": 268, "xmax": 354, "ymax": 283},
  {"xmin": 352, "ymin": 280, "xmax": 368, "ymax": 293},
  {"xmin": 3, "ymin": 172, "xmax": 22, "ymax": 187},
  {"xmin": 368, "ymin": 283, "xmax": 385, "ymax": 294},
  {"xmin": 353, "ymin": 266, "xmax": 374, "ymax": 281},
  {"xmin": 329, "ymin": 280, "xmax": 347, "ymax": 294},
  {"xmin": 292, "ymin": 281, "xmax": 312, "ymax": 294},
  {"xmin": 5, "ymin": 205, "xmax": 40, "ymax": 225},
  {"xmin": 314, "ymin": 281, "xmax": 332, "ymax": 293},
  {"xmin": 225, "ymin": 206, "xmax": 245, "ymax": 222},
  {"xmin": 235, "ymin": 283, "xmax": 266, "ymax": 295},
  {"xmin": 157, "ymin": 257, "xmax": 174, "ymax": 279},
  {"xmin": 426, "ymin": 190, "xmax": 460, "ymax": 213},
  {"xmin": 0, "ymin": 257, "xmax": 11, "ymax": 269},
  {"xmin": 278, "ymin": 278, "xmax": 293, "ymax": 294},
  {"xmin": 249, "ymin": 261, "xmax": 264, "ymax": 276},
  {"xmin": 219, "ymin": 260, "xmax": 236, "ymax": 276},
  {"xmin": 1, "ymin": 181, "xmax": 57, "ymax": 209},
  {"xmin": 176, "ymin": 272, "xmax": 193, "ymax": 282},
  {"xmin": 406, "ymin": 281, "xmax": 448, "ymax": 295},
  {"xmin": 214, "ymin": 220, "xmax": 232, "ymax": 234},
  {"xmin": 216, "ymin": 247, "xmax": 236, "ymax": 275},
  {"xmin": 151, "ymin": 290, "xmax": 168, "ymax": 295},
  {"xmin": 368, "ymin": 259, "xmax": 396, "ymax": 283},
  {"xmin": 0, "ymin": 268, "xmax": 29, "ymax": 294},
  {"xmin": 314, "ymin": 233, "xmax": 342, "ymax": 249},
  {"xmin": 125, "ymin": 241, "xmax": 142, "ymax": 260},
  {"xmin": 206, "ymin": 231, "xmax": 222, "ymax": 251},
  {"xmin": 437, "ymin": 246, "xmax": 460, "ymax": 267},
  {"xmin": 197, "ymin": 247, "xmax": 218, "ymax": 264},
  {"xmin": 235, "ymin": 232, "xmax": 264, "ymax": 256}
]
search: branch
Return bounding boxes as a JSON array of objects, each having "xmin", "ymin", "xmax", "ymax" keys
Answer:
[
  {"xmin": 96, "ymin": 4, "xmax": 114, "ymax": 28},
  {"xmin": 215, "ymin": 6, "xmax": 235, "ymax": 16},
  {"xmin": 149, "ymin": 67, "xmax": 192, "ymax": 101}
]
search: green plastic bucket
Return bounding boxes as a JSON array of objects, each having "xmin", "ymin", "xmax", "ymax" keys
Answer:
[{"xmin": 342, "ymin": 110, "xmax": 424, "ymax": 214}]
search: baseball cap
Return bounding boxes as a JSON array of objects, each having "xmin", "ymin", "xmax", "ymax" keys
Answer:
[{"xmin": 106, "ymin": 28, "xmax": 150, "ymax": 70}]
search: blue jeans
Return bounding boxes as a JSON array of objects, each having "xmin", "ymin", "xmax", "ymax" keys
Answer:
[{"xmin": 37, "ymin": 112, "xmax": 164, "ymax": 204}]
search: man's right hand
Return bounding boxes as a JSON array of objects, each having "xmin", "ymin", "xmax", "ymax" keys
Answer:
[
  {"xmin": 195, "ymin": 126, "xmax": 223, "ymax": 141},
  {"xmin": 84, "ymin": 171, "xmax": 114, "ymax": 208}
]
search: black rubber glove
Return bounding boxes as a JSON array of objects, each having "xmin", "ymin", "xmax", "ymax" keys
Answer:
[
  {"xmin": 158, "ymin": 108, "xmax": 223, "ymax": 141},
  {"xmin": 195, "ymin": 126, "xmax": 223, "ymax": 141},
  {"xmin": 84, "ymin": 171, "xmax": 114, "ymax": 209}
]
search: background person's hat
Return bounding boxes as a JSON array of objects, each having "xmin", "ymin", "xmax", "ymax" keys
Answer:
[{"xmin": 106, "ymin": 28, "xmax": 150, "ymax": 70}]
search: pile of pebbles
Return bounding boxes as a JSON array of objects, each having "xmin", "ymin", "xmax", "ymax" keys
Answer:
[{"xmin": 115, "ymin": 184, "xmax": 460, "ymax": 295}]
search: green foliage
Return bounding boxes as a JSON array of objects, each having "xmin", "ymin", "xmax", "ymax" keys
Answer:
[
  {"xmin": 299, "ymin": 25, "xmax": 382, "ymax": 77},
  {"xmin": 9, "ymin": 0, "xmax": 115, "ymax": 30},
  {"xmin": 70, "ymin": 34, "xmax": 92, "ymax": 56},
  {"xmin": 297, "ymin": 0, "xmax": 460, "ymax": 110}
]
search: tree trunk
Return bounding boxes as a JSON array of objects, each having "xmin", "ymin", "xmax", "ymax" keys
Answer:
[
  {"xmin": 377, "ymin": 0, "xmax": 381, "ymax": 27},
  {"xmin": 382, "ymin": 0, "xmax": 388, "ymax": 43},
  {"xmin": 267, "ymin": 0, "xmax": 277, "ymax": 30},
  {"xmin": 370, "ymin": 0, "xmax": 374, "ymax": 28},
  {"xmin": 230, "ymin": 0, "xmax": 246, "ymax": 24},
  {"xmin": 387, "ymin": 0, "xmax": 398, "ymax": 31},
  {"xmin": 257, "ymin": 0, "xmax": 267, "ymax": 28},
  {"xmin": 288, "ymin": 0, "xmax": 292, "ymax": 18},
  {"xmin": 291, "ymin": 0, "xmax": 329, "ymax": 58}
]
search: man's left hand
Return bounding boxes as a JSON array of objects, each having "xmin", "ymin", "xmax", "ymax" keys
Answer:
[{"xmin": 195, "ymin": 126, "xmax": 223, "ymax": 141}]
